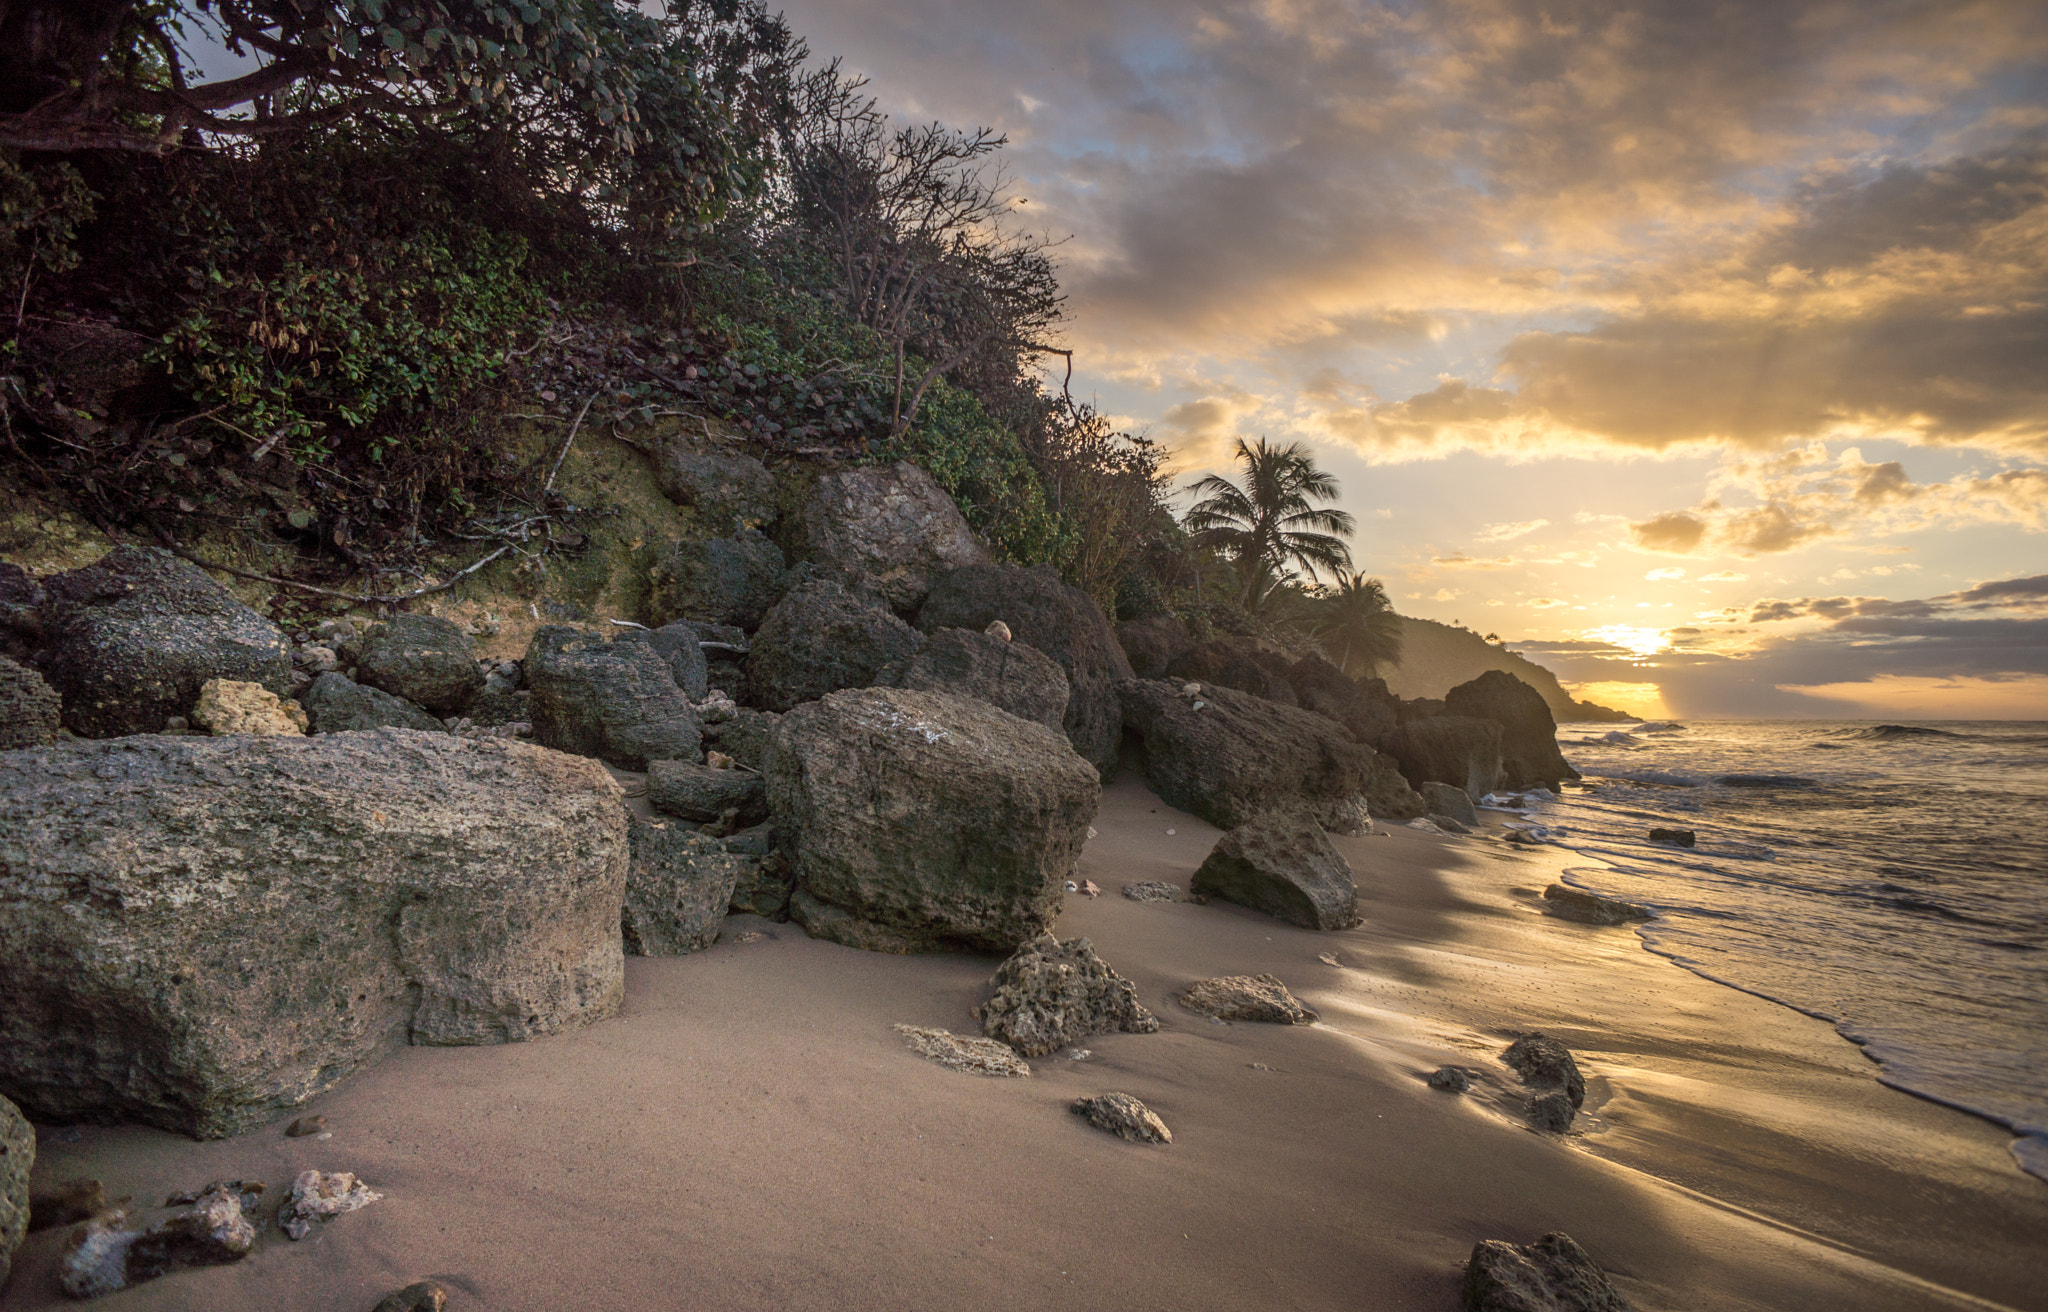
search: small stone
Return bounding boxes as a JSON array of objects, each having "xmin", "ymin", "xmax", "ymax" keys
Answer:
[
  {"xmin": 1079, "ymin": 879, "xmax": 1101, "ymax": 898},
  {"xmin": 1180, "ymin": 974, "xmax": 1317, "ymax": 1025},
  {"xmin": 1180, "ymin": 682, "xmax": 1201, "ymax": 696},
  {"xmin": 1066, "ymin": 1048, "xmax": 1091, "ymax": 1060},
  {"xmin": 984, "ymin": 620, "xmax": 1012, "ymax": 641},
  {"xmin": 1428, "ymin": 1066, "xmax": 1473, "ymax": 1093},
  {"xmin": 285, "ymin": 1115, "xmax": 327, "ymax": 1138},
  {"xmin": 28, "ymin": 1178, "xmax": 107, "ymax": 1233},
  {"xmin": 706, "ymin": 749, "xmax": 735, "ymax": 769},
  {"xmin": 373, "ymin": 1280, "xmax": 451, "ymax": 1312},
  {"xmin": 1165, "ymin": 828, "xmax": 1176, "ymax": 835},
  {"xmin": 191, "ymin": 678, "xmax": 308, "ymax": 736},
  {"xmin": 1525, "ymin": 1091, "xmax": 1576, "ymax": 1133},
  {"xmin": 1122, "ymin": 881, "xmax": 1182, "ymax": 904},
  {"xmin": 893, "ymin": 1024, "xmax": 1031, "ymax": 1077},
  {"xmin": 1087, "ymin": 826, "xmax": 1097, "ymax": 839},
  {"xmin": 1463, "ymin": 1232, "xmax": 1632, "ymax": 1312},
  {"xmin": 1649, "ymin": 827, "xmax": 1696, "ymax": 847},
  {"xmin": 280, "ymin": 1169, "xmax": 382, "ymax": 1240},
  {"xmin": 164, "ymin": 715, "xmax": 188, "ymax": 732},
  {"xmin": 1071, "ymin": 1092, "xmax": 1171, "ymax": 1144}
]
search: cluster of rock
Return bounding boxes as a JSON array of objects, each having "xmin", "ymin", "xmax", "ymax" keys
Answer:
[{"xmin": 1504, "ymin": 1033, "xmax": 1588, "ymax": 1133}]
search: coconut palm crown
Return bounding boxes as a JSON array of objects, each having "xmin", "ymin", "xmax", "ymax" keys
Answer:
[
  {"xmin": 1315, "ymin": 572, "xmax": 1404, "ymax": 676},
  {"xmin": 1183, "ymin": 437, "xmax": 1356, "ymax": 607}
]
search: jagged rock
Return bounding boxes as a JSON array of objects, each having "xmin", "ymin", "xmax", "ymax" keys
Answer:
[
  {"xmin": 918, "ymin": 564, "xmax": 1134, "ymax": 778},
  {"xmin": 1, "ymin": 1093, "xmax": 26, "ymax": 1290},
  {"xmin": 614, "ymin": 622, "xmax": 710, "ymax": 701},
  {"xmin": 281, "ymin": 1169, "xmax": 381, "ymax": 1240},
  {"xmin": 1649, "ymin": 827, "xmax": 1696, "ymax": 847},
  {"xmin": 1445, "ymin": 671, "xmax": 1580, "ymax": 792},
  {"xmin": 1117, "ymin": 679, "xmax": 1379, "ymax": 832},
  {"xmin": 525, "ymin": 626, "xmax": 703, "ymax": 770},
  {"xmin": 1288, "ymin": 655, "xmax": 1398, "ymax": 745},
  {"xmin": 192, "ymin": 677, "xmax": 308, "ymax": 735},
  {"xmin": 1122, "ymin": 881, "xmax": 1184, "ymax": 904},
  {"xmin": 301, "ymin": 671, "xmax": 446, "ymax": 734},
  {"xmin": 1166, "ymin": 639, "xmax": 1299, "ymax": 707},
  {"xmin": 1180, "ymin": 974, "xmax": 1318, "ymax": 1025},
  {"xmin": 1428, "ymin": 1066, "xmax": 1473, "ymax": 1093},
  {"xmin": 893, "ymin": 1024, "xmax": 1031, "ymax": 1077},
  {"xmin": 647, "ymin": 530, "xmax": 788, "ymax": 630},
  {"xmin": 728, "ymin": 850, "xmax": 794, "ymax": 919},
  {"xmin": 0, "ymin": 654, "xmax": 60, "ymax": 749},
  {"xmin": 1504, "ymin": 1033, "xmax": 1586, "ymax": 1132},
  {"xmin": 354, "ymin": 614, "xmax": 483, "ymax": 714},
  {"xmin": 1525, "ymin": 1090, "xmax": 1576, "ymax": 1133},
  {"xmin": 1542, "ymin": 885, "xmax": 1651, "ymax": 926},
  {"xmin": 973, "ymin": 935, "xmax": 1160, "ymax": 1057},
  {"xmin": 1464, "ymin": 1232, "xmax": 1632, "ymax": 1311},
  {"xmin": 1071, "ymin": 1092, "xmax": 1171, "ymax": 1144},
  {"xmin": 41, "ymin": 545, "xmax": 292, "ymax": 737},
  {"xmin": 655, "ymin": 444, "xmax": 778, "ymax": 532},
  {"xmin": 1422, "ymin": 781, "xmax": 1480, "ymax": 826},
  {"xmin": 647, "ymin": 758, "xmax": 767, "ymax": 825},
  {"xmin": 374, "ymin": 1281, "xmax": 452, "ymax": 1312},
  {"xmin": 1367, "ymin": 754, "xmax": 1427, "ymax": 820},
  {"xmin": 748, "ymin": 579, "xmax": 925, "ymax": 713},
  {"xmin": 1114, "ymin": 614, "xmax": 1195, "ymax": 680},
  {"xmin": 59, "ymin": 1181, "xmax": 262, "ymax": 1299},
  {"xmin": 623, "ymin": 818, "xmax": 748, "ymax": 955},
  {"xmin": 0, "ymin": 732, "xmax": 627, "ymax": 1137},
  {"xmin": 768, "ymin": 688, "xmax": 1100, "ymax": 953},
  {"xmin": 706, "ymin": 705, "xmax": 779, "ymax": 771},
  {"xmin": 1381, "ymin": 715, "xmax": 1505, "ymax": 799},
  {"xmin": 891, "ymin": 627, "xmax": 1069, "ymax": 732},
  {"xmin": 1191, "ymin": 813, "xmax": 1360, "ymax": 930},
  {"xmin": 800, "ymin": 462, "xmax": 991, "ymax": 611}
]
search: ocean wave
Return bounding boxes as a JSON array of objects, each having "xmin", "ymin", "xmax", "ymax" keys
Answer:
[
  {"xmin": 1839, "ymin": 724, "xmax": 1962, "ymax": 741},
  {"xmin": 1589, "ymin": 769, "xmax": 1707, "ymax": 788},
  {"xmin": 1631, "ymin": 721, "xmax": 1685, "ymax": 733},
  {"xmin": 1715, "ymin": 773, "xmax": 1819, "ymax": 789}
]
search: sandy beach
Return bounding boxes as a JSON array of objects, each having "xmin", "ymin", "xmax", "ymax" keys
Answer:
[{"xmin": 5, "ymin": 772, "xmax": 2044, "ymax": 1311}]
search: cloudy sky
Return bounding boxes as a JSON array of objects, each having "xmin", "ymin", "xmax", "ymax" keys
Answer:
[{"xmin": 774, "ymin": 0, "xmax": 2048, "ymax": 718}]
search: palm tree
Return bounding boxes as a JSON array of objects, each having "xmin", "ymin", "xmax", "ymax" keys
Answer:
[
  {"xmin": 1316, "ymin": 572, "xmax": 1403, "ymax": 676},
  {"xmin": 1183, "ymin": 437, "xmax": 1355, "ymax": 609}
]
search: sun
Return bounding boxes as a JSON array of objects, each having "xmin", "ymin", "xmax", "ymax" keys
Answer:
[{"xmin": 1583, "ymin": 625, "xmax": 1669, "ymax": 661}]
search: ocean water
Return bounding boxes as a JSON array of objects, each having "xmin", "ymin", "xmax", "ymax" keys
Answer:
[{"xmin": 1512, "ymin": 719, "xmax": 2048, "ymax": 1183}]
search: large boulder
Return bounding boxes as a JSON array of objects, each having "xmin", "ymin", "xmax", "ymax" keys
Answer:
[
  {"xmin": 767, "ymin": 688, "xmax": 1100, "ymax": 953},
  {"xmin": 1287, "ymin": 655, "xmax": 1398, "ymax": 746},
  {"xmin": 647, "ymin": 758, "xmax": 766, "ymax": 826},
  {"xmin": 747, "ymin": 578, "xmax": 925, "ymax": 713},
  {"xmin": 1, "ymin": 1092, "xmax": 26, "ymax": 1291},
  {"xmin": 1367, "ymin": 755, "xmax": 1427, "ymax": 820},
  {"xmin": 301, "ymin": 672, "xmax": 445, "ymax": 734},
  {"xmin": 655, "ymin": 444, "xmax": 778, "ymax": 533},
  {"xmin": 1166, "ymin": 639, "xmax": 1298, "ymax": 707},
  {"xmin": 1116, "ymin": 679, "xmax": 1378, "ymax": 832},
  {"xmin": 1114, "ymin": 615, "xmax": 1194, "ymax": 680},
  {"xmin": 1444, "ymin": 670, "xmax": 1580, "ymax": 792},
  {"xmin": 353, "ymin": 614, "xmax": 483, "ymax": 714},
  {"xmin": 972, "ymin": 935, "xmax": 1160, "ymax": 1056},
  {"xmin": 41, "ymin": 546, "xmax": 292, "ymax": 737},
  {"xmin": 800, "ymin": 462, "xmax": 990, "ymax": 611},
  {"xmin": 1191, "ymin": 813, "xmax": 1360, "ymax": 930},
  {"xmin": 525, "ymin": 626, "xmax": 702, "ymax": 770},
  {"xmin": 1422, "ymin": 781, "xmax": 1479, "ymax": 826},
  {"xmin": 891, "ymin": 628, "xmax": 1069, "ymax": 732},
  {"xmin": 622, "ymin": 818, "xmax": 748, "ymax": 956},
  {"xmin": 0, "ymin": 732, "xmax": 627, "ymax": 1138},
  {"xmin": 917, "ymin": 564, "xmax": 1135, "ymax": 778},
  {"xmin": 1381, "ymin": 715, "xmax": 1504, "ymax": 799},
  {"xmin": 0, "ymin": 654, "xmax": 60, "ymax": 749},
  {"xmin": 614, "ymin": 622, "xmax": 709, "ymax": 701},
  {"xmin": 646, "ymin": 531, "xmax": 788, "ymax": 631}
]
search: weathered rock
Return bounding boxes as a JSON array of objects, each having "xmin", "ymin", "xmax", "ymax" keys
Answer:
[
  {"xmin": 647, "ymin": 759, "xmax": 765, "ymax": 825},
  {"xmin": 1428, "ymin": 1065, "xmax": 1473, "ymax": 1093},
  {"xmin": 0, "ymin": 732, "xmax": 627, "ymax": 1137},
  {"xmin": 1180, "ymin": 974, "xmax": 1318, "ymax": 1025},
  {"xmin": 525, "ymin": 626, "xmax": 703, "ymax": 770},
  {"xmin": 615, "ymin": 622, "xmax": 710, "ymax": 701},
  {"xmin": 893, "ymin": 1024, "xmax": 1031, "ymax": 1077},
  {"xmin": 302, "ymin": 671, "xmax": 447, "ymax": 734},
  {"xmin": 1525, "ymin": 1090, "xmax": 1577, "ymax": 1133},
  {"xmin": 1117, "ymin": 679, "xmax": 1379, "ymax": 832},
  {"xmin": 0, "ymin": 562, "xmax": 44, "ymax": 664},
  {"xmin": 0, "ymin": 1093, "xmax": 26, "ymax": 1290},
  {"xmin": 623, "ymin": 818, "xmax": 748, "ymax": 955},
  {"xmin": 27, "ymin": 1178, "xmax": 105, "ymax": 1233},
  {"xmin": 41, "ymin": 545, "xmax": 292, "ymax": 737},
  {"xmin": 973, "ymin": 935, "xmax": 1160, "ymax": 1057},
  {"xmin": 655, "ymin": 444, "xmax": 778, "ymax": 532},
  {"xmin": 1381, "ymin": 715, "xmax": 1505, "ymax": 800},
  {"xmin": 1429, "ymin": 814, "xmax": 1472, "ymax": 834},
  {"xmin": 1114, "ymin": 614, "xmax": 1195, "ymax": 680},
  {"xmin": 1166, "ymin": 638, "xmax": 1298, "ymax": 707},
  {"xmin": 1122, "ymin": 881, "xmax": 1184, "ymax": 904},
  {"xmin": 0, "ymin": 654, "xmax": 61, "ymax": 749},
  {"xmin": 1463, "ymin": 1232, "xmax": 1632, "ymax": 1312},
  {"xmin": 192, "ymin": 677, "xmax": 308, "ymax": 735},
  {"xmin": 285, "ymin": 1115, "xmax": 326, "ymax": 1137},
  {"xmin": 706, "ymin": 705, "xmax": 780, "ymax": 771},
  {"xmin": 1648, "ymin": 827, "xmax": 1696, "ymax": 847},
  {"xmin": 801, "ymin": 462, "xmax": 990, "ymax": 611},
  {"xmin": 1288, "ymin": 655, "xmax": 1399, "ymax": 745},
  {"xmin": 918, "ymin": 564, "xmax": 1134, "ymax": 778},
  {"xmin": 1504, "ymin": 1033, "xmax": 1586, "ymax": 1128},
  {"xmin": 59, "ymin": 1181, "xmax": 262, "ymax": 1299},
  {"xmin": 281, "ymin": 1169, "xmax": 381, "ymax": 1240},
  {"xmin": 1422, "ymin": 782, "xmax": 1480, "ymax": 826},
  {"xmin": 1367, "ymin": 754, "xmax": 1427, "ymax": 821},
  {"xmin": 892, "ymin": 627, "xmax": 1069, "ymax": 732},
  {"xmin": 374, "ymin": 1281, "xmax": 452, "ymax": 1312},
  {"xmin": 1542, "ymin": 885, "xmax": 1651, "ymax": 926},
  {"xmin": 768, "ymin": 687, "xmax": 1100, "ymax": 953},
  {"xmin": 1445, "ymin": 670, "xmax": 1580, "ymax": 792},
  {"xmin": 748, "ymin": 579, "xmax": 925, "ymax": 713},
  {"xmin": 1071, "ymin": 1092, "xmax": 1171, "ymax": 1144},
  {"xmin": 1191, "ymin": 813, "xmax": 1360, "ymax": 930},
  {"xmin": 728, "ymin": 850, "xmax": 794, "ymax": 919},
  {"xmin": 354, "ymin": 614, "xmax": 482, "ymax": 714},
  {"xmin": 647, "ymin": 531, "xmax": 788, "ymax": 631}
]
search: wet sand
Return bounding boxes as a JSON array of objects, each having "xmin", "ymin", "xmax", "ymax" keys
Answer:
[{"xmin": 5, "ymin": 774, "xmax": 2044, "ymax": 1310}]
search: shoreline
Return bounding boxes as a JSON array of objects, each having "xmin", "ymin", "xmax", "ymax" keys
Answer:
[{"xmin": 5, "ymin": 774, "xmax": 2045, "ymax": 1310}]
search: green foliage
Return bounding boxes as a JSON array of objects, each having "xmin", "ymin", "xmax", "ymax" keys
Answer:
[
  {"xmin": 877, "ymin": 375, "xmax": 1068, "ymax": 566},
  {"xmin": 0, "ymin": 154, "xmax": 94, "ymax": 325}
]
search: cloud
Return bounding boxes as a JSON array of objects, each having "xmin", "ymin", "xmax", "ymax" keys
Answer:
[
  {"xmin": 1644, "ymin": 567, "xmax": 1687, "ymax": 581},
  {"xmin": 1954, "ymin": 573, "xmax": 2048, "ymax": 608},
  {"xmin": 1700, "ymin": 570, "xmax": 1750, "ymax": 581},
  {"xmin": 1629, "ymin": 511, "xmax": 1709, "ymax": 553},
  {"xmin": 1431, "ymin": 552, "xmax": 1517, "ymax": 569},
  {"xmin": 1478, "ymin": 518, "xmax": 1550, "ymax": 542}
]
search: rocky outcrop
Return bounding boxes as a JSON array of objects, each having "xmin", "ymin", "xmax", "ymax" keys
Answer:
[
  {"xmin": 1542, "ymin": 885, "xmax": 1651, "ymax": 926},
  {"xmin": 1114, "ymin": 615, "xmax": 1194, "ymax": 680},
  {"xmin": 1367, "ymin": 755, "xmax": 1427, "ymax": 820},
  {"xmin": 354, "ymin": 614, "xmax": 483, "ymax": 714},
  {"xmin": 1504, "ymin": 1033, "xmax": 1586, "ymax": 1132},
  {"xmin": 748, "ymin": 578, "xmax": 925, "ymax": 713},
  {"xmin": 704, "ymin": 705, "xmax": 779, "ymax": 771},
  {"xmin": 1288, "ymin": 655, "xmax": 1398, "ymax": 746},
  {"xmin": 302, "ymin": 671, "xmax": 446, "ymax": 734},
  {"xmin": 1191, "ymin": 813, "xmax": 1359, "ymax": 930},
  {"xmin": 1166, "ymin": 639, "xmax": 1299, "ymax": 707},
  {"xmin": 0, "ymin": 654, "xmax": 60, "ymax": 749},
  {"xmin": 647, "ymin": 758, "xmax": 766, "ymax": 825},
  {"xmin": 647, "ymin": 530, "xmax": 788, "ymax": 630},
  {"xmin": 1381, "ymin": 715, "xmax": 1503, "ymax": 799},
  {"xmin": 614, "ymin": 622, "xmax": 710, "ymax": 702},
  {"xmin": 0, "ymin": 732, "xmax": 627, "ymax": 1137},
  {"xmin": 1463, "ymin": 1232, "xmax": 1632, "ymax": 1312},
  {"xmin": 1116, "ymin": 679, "xmax": 1378, "ymax": 832},
  {"xmin": 1071, "ymin": 1093, "xmax": 1171, "ymax": 1144},
  {"xmin": 800, "ymin": 462, "xmax": 990, "ymax": 611},
  {"xmin": 891, "ymin": 627, "xmax": 1069, "ymax": 732},
  {"xmin": 918, "ymin": 564, "xmax": 1134, "ymax": 778},
  {"xmin": 41, "ymin": 545, "xmax": 292, "ymax": 737},
  {"xmin": 768, "ymin": 688, "xmax": 1100, "ymax": 953},
  {"xmin": 525, "ymin": 626, "xmax": 702, "ymax": 770},
  {"xmin": 656, "ymin": 444, "xmax": 778, "ymax": 533},
  {"xmin": 1179, "ymin": 974, "xmax": 1318, "ymax": 1024},
  {"xmin": 1, "ymin": 1093, "xmax": 26, "ymax": 1291},
  {"xmin": 1444, "ymin": 670, "xmax": 1579, "ymax": 792},
  {"xmin": 192, "ymin": 677, "xmax": 308, "ymax": 735},
  {"xmin": 622, "ymin": 819, "xmax": 746, "ymax": 956},
  {"xmin": 973, "ymin": 935, "xmax": 1160, "ymax": 1056},
  {"xmin": 1422, "ymin": 781, "xmax": 1479, "ymax": 826}
]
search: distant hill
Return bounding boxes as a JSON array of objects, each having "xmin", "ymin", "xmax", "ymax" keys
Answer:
[{"xmin": 1376, "ymin": 616, "xmax": 1625, "ymax": 722}]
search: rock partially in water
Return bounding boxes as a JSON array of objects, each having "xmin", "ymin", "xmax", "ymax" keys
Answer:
[
  {"xmin": 281, "ymin": 1169, "xmax": 381, "ymax": 1240},
  {"xmin": 892, "ymin": 1024, "xmax": 1031, "ymax": 1077},
  {"xmin": 1191, "ymin": 812, "xmax": 1360, "ymax": 930},
  {"xmin": 974, "ymin": 935, "xmax": 1159, "ymax": 1057},
  {"xmin": 1542, "ymin": 885, "xmax": 1651, "ymax": 926},
  {"xmin": 1071, "ymin": 1092, "xmax": 1171, "ymax": 1144},
  {"xmin": 1180, "ymin": 974, "xmax": 1318, "ymax": 1025},
  {"xmin": 1463, "ymin": 1231, "xmax": 1632, "ymax": 1311}
]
